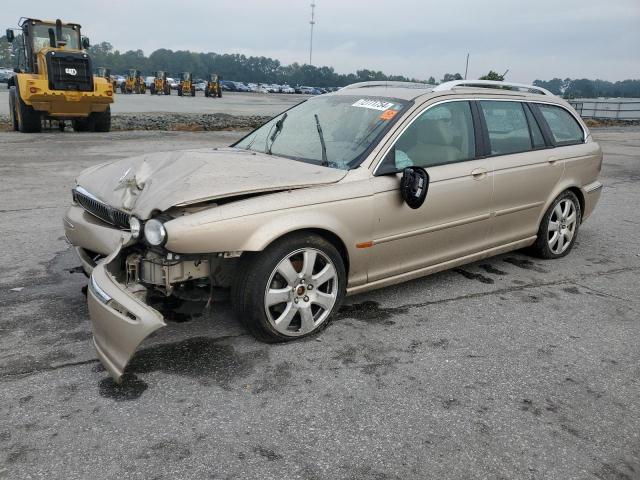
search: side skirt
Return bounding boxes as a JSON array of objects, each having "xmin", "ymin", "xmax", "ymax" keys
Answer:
[{"xmin": 346, "ymin": 236, "xmax": 537, "ymax": 296}]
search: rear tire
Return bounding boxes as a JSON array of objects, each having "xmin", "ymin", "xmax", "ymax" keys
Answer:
[
  {"xmin": 149, "ymin": 84, "xmax": 156, "ymax": 95},
  {"xmin": 164, "ymin": 84, "xmax": 170, "ymax": 95},
  {"xmin": 531, "ymin": 190, "xmax": 582, "ymax": 259},
  {"xmin": 231, "ymin": 233, "xmax": 346, "ymax": 343},
  {"xmin": 191, "ymin": 87, "xmax": 196, "ymax": 97},
  {"xmin": 204, "ymin": 88, "xmax": 210, "ymax": 97},
  {"xmin": 218, "ymin": 88, "xmax": 222, "ymax": 98},
  {"xmin": 15, "ymin": 87, "xmax": 42, "ymax": 133},
  {"xmin": 93, "ymin": 107, "xmax": 111, "ymax": 132},
  {"xmin": 72, "ymin": 117, "xmax": 92, "ymax": 132}
]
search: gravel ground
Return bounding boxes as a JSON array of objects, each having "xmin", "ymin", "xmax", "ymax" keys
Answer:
[{"xmin": 0, "ymin": 128, "xmax": 639, "ymax": 480}]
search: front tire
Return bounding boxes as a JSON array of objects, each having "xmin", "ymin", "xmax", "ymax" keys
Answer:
[
  {"xmin": 15, "ymin": 88, "xmax": 42, "ymax": 133},
  {"xmin": 232, "ymin": 233, "xmax": 346, "ymax": 342},
  {"xmin": 532, "ymin": 190, "xmax": 582, "ymax": 259},
  {"xmin": 8, "ymin": 86, "xmax": 19, "ymax": 131}
]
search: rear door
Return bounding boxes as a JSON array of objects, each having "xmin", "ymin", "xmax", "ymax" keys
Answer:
[
  {"xmin": 480, "ymin": 100, "xmax": 564, "ymax": 246},
  {"xmin": 367, "ymin": 100, "xmax": 494, "ymax": 282}
]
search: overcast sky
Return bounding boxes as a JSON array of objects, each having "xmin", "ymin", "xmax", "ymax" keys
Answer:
[{"xmin": 4, "ymin": 0, "xmax": 639, "ymax": 82}]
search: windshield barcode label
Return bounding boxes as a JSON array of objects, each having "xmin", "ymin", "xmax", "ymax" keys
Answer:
[{"xmin": 352, "ymin": 99, "xmax": 395, "ymax": 111}]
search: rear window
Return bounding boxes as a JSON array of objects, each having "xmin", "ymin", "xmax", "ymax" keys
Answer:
[
  {"xmin": 537, "ymin": 104, "xmax": 584, "ymax": 145},
  {"xmin": 480, "ymin": 101, "xmax": 531, "ymax": 155}
]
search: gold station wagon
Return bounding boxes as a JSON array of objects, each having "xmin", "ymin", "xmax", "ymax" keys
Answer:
[{"xmin": 63, "ymin": 80, "xmax": 603, "ymax": 380}]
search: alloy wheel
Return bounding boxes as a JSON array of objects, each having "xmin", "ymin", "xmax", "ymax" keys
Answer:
[
  {"xmin": 264, "ymin": 248, "xmax": 338, "ymax": 336},
  {"xmin": 548, "ymin": 198, "xmax": 578, "ymax": 254}
]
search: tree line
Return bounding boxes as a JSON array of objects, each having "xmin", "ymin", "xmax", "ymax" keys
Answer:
[
  {"xmin": 533, "ymin": 78, "xmax": 640, "ymax": 99},
  {"xmin": 1, "ymin": 36, "xmax": 638, "ymax": 96},
  {"xmin": 84, "ymin": 41, "xmax": 433, "ymax": 87}
]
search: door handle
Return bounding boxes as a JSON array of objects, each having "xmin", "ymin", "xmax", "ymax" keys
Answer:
[
  {"xmin": 548, "ymin": 156, "xmax": 558, "ymax": 165},
  {"xmin": 471, "ymin": 168, "xmax": 487, "ymax": 180}
]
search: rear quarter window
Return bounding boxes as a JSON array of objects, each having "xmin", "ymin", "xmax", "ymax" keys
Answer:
[{"xmin": 537, "ymin": 104, "xmax": 584, "ymax": 145}]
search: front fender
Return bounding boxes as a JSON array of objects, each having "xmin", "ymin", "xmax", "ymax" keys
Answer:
[{"xmin": 164, "ymin": 196, "xmax": 374, "ymax": 287}]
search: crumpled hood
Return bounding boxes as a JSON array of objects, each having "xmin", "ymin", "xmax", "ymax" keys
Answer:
[{"xmin": 76, "ymin": 147, "xmax": 347, "ymax": 219}]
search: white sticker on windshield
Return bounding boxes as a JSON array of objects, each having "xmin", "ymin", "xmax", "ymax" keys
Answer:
[{"xmin": 352, "ymin": 99, "xmax": 395, "ymax": 111}]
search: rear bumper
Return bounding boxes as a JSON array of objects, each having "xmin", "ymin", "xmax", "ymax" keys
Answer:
[
  {"xmin": 88, "ymin": 246, "xmax": 165, "ymax": 382},
  {"xmin": 582, "ymin": 181, "xmax": 603, "ymax": 221}
]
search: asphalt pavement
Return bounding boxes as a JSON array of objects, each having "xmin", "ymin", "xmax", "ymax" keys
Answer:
[{"xmin": 0, "ymin": 128, "xmax": 638, "ymax": 480}]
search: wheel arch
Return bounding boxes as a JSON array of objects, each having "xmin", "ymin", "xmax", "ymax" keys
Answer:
[
  {"xmin": 537, "ymin": 183, "xmax": 586, "ymax": 231},
  {"xmin": 261, "ymin": 227, "xmax": 351, "ymax": 277},
  {"xmin": 566, "ymin": 186, "xmax": 585, "ymax": 222}
]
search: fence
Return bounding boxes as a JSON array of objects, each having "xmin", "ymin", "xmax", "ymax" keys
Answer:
[{"xmin": 568, "ymin": 99, "xmax": 640, "ymax": 121}]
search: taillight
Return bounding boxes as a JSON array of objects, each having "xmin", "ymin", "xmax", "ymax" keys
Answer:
[{"xmin": 29, "ymin": 87, "xmax": 38, "ymax": 94}]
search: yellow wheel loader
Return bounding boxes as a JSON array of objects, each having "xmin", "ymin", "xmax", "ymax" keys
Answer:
[
  {"xmin": 120, "ymin": 69, "xmax": 146, "ymax": 94},
  {"xmin": 177, "ymin": 72, "xmax": 196, "ymax": 97},
  {"xmin": 5, "ymin": 18, "xmax": 114, "ymax": 133},
  {"xmin": 149, "ymin": 70, "xmax": 170, "ymax": 95},
  {"xmin": 204, "ymin": 73, "xmax": 222, "ymax": 98}
]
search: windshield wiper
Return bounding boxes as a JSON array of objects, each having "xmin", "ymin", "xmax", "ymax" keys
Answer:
[
  {"xmin": 314, "ymin": 114, "xmax": 328, "ymax": 167},
  {"xmin": 266, "ymin": 112, "xmax": 288, "ymax": 154}
]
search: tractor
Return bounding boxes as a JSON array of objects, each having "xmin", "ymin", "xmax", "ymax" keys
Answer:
[
  {"xmin": 204, "ymin": 73, "xmax": 222, "ymax": 98},
  {"xmin": 177, "ymin": 72, "xmax": 196, "ymax": 97},
  {"xmin": 149, "ymin": 70, "xmax": 170, "ymax": 95},
  {"xmin": 96, "ymin": 66, "xmax": 118, "ymax": 93},
  {"xmin": 5, "ymin": 18, "xmax": 113, "ymax": 133},
  {"xmin": 121, "ymin": 69, "xmax": 146, "ymax": 94}
]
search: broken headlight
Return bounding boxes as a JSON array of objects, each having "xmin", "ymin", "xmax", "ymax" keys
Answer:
[
  {"xmin": 144, "ymin": 218, "xmax": 167, "ymax": 246},
  {"xmin": 129, "ymin": 216, "xmax": 141, "ymax": 239}
]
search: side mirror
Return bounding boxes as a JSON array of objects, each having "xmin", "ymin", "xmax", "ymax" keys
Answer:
[
  {"xmin": 400, "ymin": 167, "xmax": 429, "ymax": 209},
  {"xmin": 82, "ymin": 37, "xmax": 90, "ymax": 49},
  {"xmin": 6, "ymin": 29, "xmax": 14, "ymax": 42}
]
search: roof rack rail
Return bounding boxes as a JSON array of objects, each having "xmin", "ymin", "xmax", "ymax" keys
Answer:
[
  {"xmin": 341, "ymin": 81, "xmax": 435, "ymax": 90},
  {"xmin": 432, "ymin": 80, "xmax": 552, "ymax": 96}
]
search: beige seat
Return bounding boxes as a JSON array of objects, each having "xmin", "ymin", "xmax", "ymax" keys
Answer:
[{"xmin": 402, "ymin": 118, "xmax": 463, "ymax": 166}]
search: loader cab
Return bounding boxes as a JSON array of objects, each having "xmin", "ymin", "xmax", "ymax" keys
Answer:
[
  {"xmin": 9, "ymin": 19, "xmax": 84, "ymax": 74},
  {"xmin": 96, "ymin": 67, "xmax": 111, "ymax": 79},
  {"xmin": 181, "ymin": 72, "xmax": 192, "ymax": 82},
  {"xmin": 156, "ymin": 71, "xmax": 166, "ymax": 80}
]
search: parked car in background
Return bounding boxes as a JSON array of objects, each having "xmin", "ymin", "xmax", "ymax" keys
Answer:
[
  {"xmin": 194, "ymin": 81, "xmax": 206, "ymax": 92},
  {"xmin": 220, "ymin": 80, "xmax": 237, "ymax": 91},
  {"xmin": 235, "ymin": 82, "xmax": 251, "ymax": 92},
  {"xmin": 144, "ymin": 76, "xmax": 155, "ymax": 88},
  {"xmin": 0, "ymin": 67, "xmax": 14, "ymax": 83},
  {"xmin": 64, "ymin": 79, "xmax": 602, "ymax": 381},
  {"xmin": 167, "ymin": 77, "xmax": 178, "ymax": 90},
  {"xmin": 281, "ymin": 85, "xmax": 295, "ymax": 94},
  {"xmin": 299, "ymin": 86, "xmax": 321, "ymax": 95}
]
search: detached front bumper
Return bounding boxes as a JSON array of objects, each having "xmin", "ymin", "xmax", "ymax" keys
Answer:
[{"xmin": 88, "ymin": 245, "xmax": 165, "ymax": 382}]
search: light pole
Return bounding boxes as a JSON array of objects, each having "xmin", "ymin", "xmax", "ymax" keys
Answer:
[{"xmin": 309, "ymin": 2, "xmax": 316, "ymax": 65}]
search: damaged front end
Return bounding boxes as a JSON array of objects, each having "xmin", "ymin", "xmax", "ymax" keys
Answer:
[
  {"xmin": 66, "ymin": 182, "xmax": 239, "ymax": 382},
  {"xmin": 87, "ymin": 240, "xmax": 237, "ymax": 381}
]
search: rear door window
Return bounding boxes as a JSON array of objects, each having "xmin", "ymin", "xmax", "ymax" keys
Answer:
[
  {"xmin": 479, "ymin": 101, "xmax": 531, "ymax": 155},
  {"xmin": 536, "ymin": 104, "xmax": 584, "ymax": 145}
]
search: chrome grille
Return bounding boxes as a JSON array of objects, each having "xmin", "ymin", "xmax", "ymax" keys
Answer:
[{"xmin": 73, "ymin": 186, "xmax": 130, "ymax": 229}]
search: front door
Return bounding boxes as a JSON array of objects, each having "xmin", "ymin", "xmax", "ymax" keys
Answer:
[{"xmin": 368, "ymin": 100, "xmax": 494, "ymax": 282}]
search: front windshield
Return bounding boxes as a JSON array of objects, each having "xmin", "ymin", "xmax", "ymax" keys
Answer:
[
  {"xmin": 234, "ymin": 95, "xmax": 409, "ymax": 170},
  {"xmin": 31, "ymin": 24, "xmax": 80, "ymax": 51}
]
